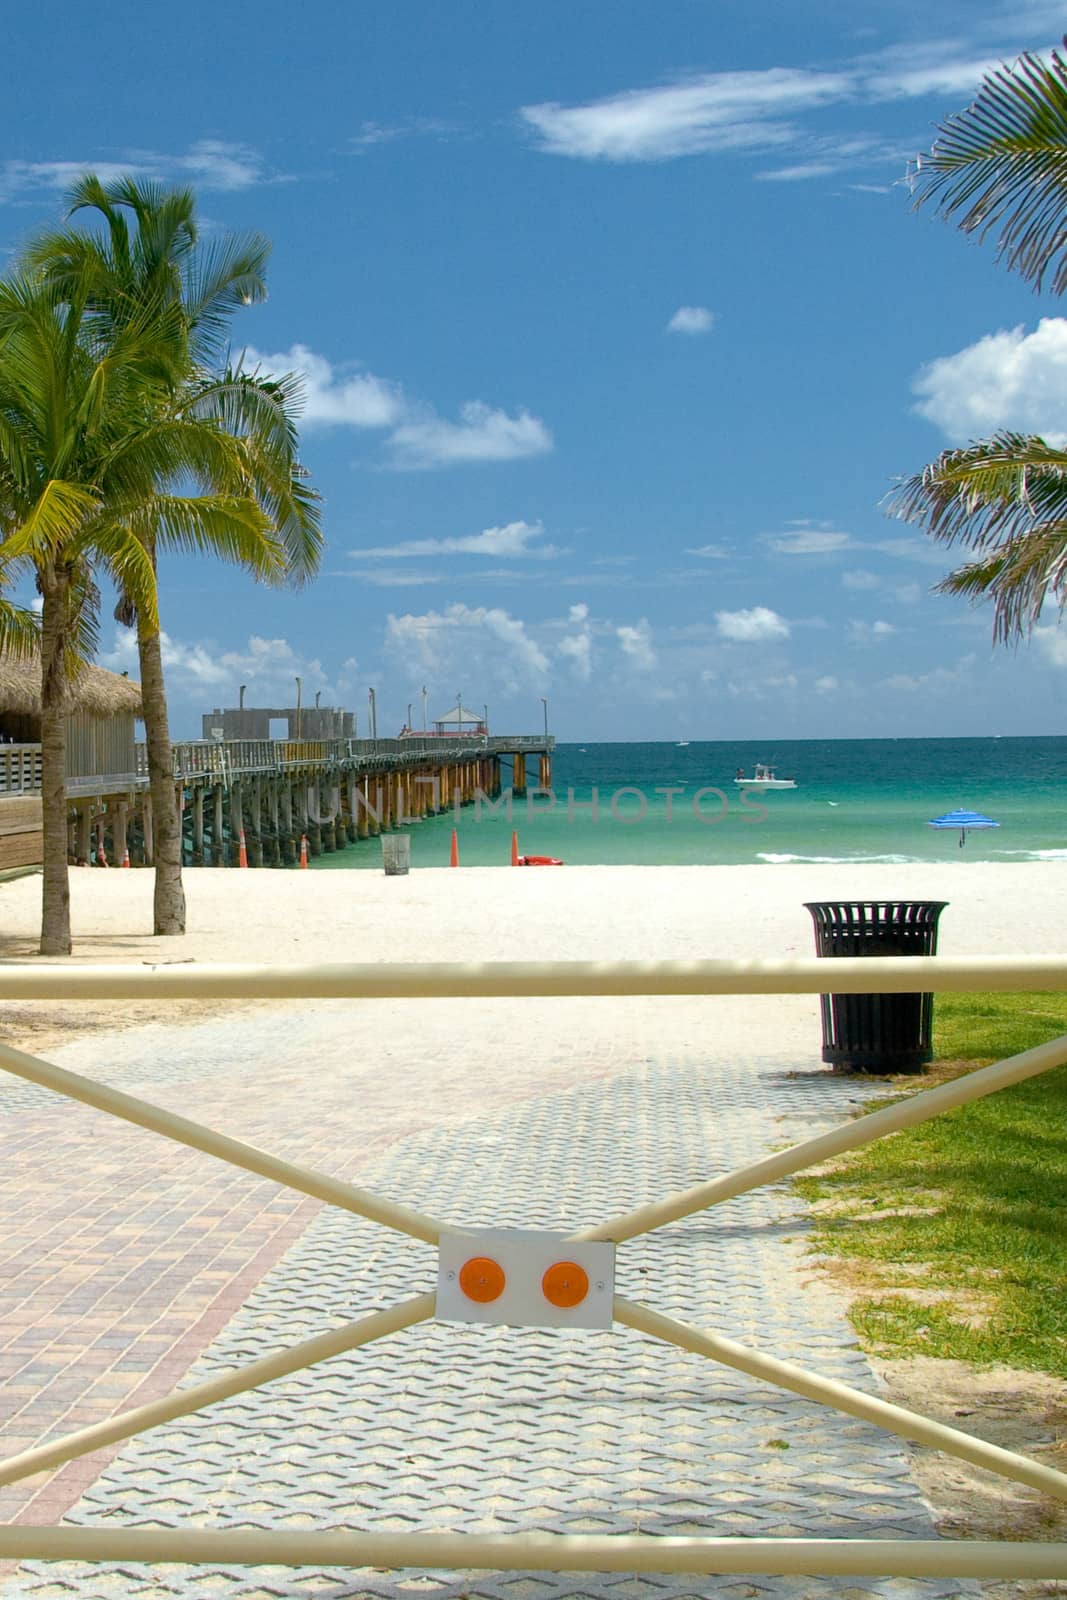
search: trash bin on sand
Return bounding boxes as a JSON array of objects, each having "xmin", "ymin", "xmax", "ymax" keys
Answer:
[
  {"xmin": 381, "ymin": 834, "xmax": 411, "ymax": 875},
  {"xmin": 804, "ymin": 900, "xmax": 948, "ymax": 1074}
]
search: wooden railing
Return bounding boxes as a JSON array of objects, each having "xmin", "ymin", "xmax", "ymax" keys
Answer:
[
  {"xmin": 0, "ymin": 735, "xmax": 555, "ymax": 797},
  {"xmin": 0, "ymin": 744, "xmax": 42, "ymax": 794}
]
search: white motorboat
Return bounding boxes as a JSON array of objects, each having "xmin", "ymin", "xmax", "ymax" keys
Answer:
[
  {"xmin": 733, "ymin": 762, "xmax": 797, "ymax": 790},
  {"xmin": 676, "ymin": 740, "xmax": 690, "ymax": 747}
]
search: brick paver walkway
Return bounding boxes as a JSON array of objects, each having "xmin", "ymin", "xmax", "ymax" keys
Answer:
[{"xmin": 1, "ymin": 997, "xmax": 973, "ymax": 1599}]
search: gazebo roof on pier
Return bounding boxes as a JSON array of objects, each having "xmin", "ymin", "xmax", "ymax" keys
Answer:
[
  {"xmin": 0, "ymin": 652, "xmax": 143, "ymax": 719},
  {"xmin": 433, "ymin": 704, "xmax": 483, "ymax": 724}
]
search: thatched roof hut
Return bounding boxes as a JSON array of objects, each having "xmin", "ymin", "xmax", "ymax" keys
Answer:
[
  {"xmin": 0, "ymin": 653, "xmax": 143, "ymax": 790},
  {"xmin": 0, "ymin": 654, "xmax": 142, "ymax": 723}
]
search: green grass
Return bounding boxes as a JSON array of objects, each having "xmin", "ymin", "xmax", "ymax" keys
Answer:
[{"xmin": 796, "ymin": 992, "xmax": 1067, "ymax": 1377}]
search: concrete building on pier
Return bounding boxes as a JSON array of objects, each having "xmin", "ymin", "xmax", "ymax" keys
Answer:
[{"xmin": 203, "ymin": 702, "xmax": 354, "ymax": 742}]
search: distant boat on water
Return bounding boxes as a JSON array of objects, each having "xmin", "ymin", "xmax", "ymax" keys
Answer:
[
  {"xmin": 734, "ymin": 762, "xmax": 797, "ymax": 790},
  {"xmin": 676, "ymin": 740, "xmax": 690, "ymax": 747}
]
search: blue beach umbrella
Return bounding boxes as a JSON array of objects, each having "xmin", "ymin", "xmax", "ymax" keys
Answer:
[{"xmin": 928, "ymin": 808, "xmax": 1000, "ymax": 849}]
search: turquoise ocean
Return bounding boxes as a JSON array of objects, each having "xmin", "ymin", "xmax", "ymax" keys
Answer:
[{"xmin": 309, "ymin": 737, "xmax": 1067, "ymax": 871}]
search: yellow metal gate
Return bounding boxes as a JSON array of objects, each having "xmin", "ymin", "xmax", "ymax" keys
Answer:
[{"xmin": 0, "ymin": 955, "xmax": 1064, "ymax": 1584}]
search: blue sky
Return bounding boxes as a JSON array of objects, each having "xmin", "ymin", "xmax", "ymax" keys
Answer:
[{"xmin": 4, "ymin": 0, "xmax": 1067, "ymax": 740}]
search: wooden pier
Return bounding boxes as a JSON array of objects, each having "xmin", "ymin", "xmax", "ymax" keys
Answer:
[{"xmin": 0, "ymin": 734, "xmax": 554, "ymax": 869}]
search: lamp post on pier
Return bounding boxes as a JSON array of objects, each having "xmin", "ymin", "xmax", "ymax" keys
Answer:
[
  {"xmin": 540, "ymin": 697, "xmax": 549, "ymax": 743},
  {"xmin": 368, "ymin": 687, "xmax": 377, "ymax": 741},
  {"xmin": 295, "ymin": 677, "xmax": 302, "ymax": 740}
]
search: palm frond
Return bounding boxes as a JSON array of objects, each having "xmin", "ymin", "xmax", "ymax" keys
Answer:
[
  {"xmin": 183, "ymin": 235, "xmax": 270, "ymax": 364},
  {"xmin": 0, "ymin": 599, "xmax": 41, "ymax": 659},
  {"xmin": 86, "ymin": 522, "xmax": 159, "ymax": 634},
  {"xmin": 150, "ymin": 493, "xmax": 285, "ymax": 576},
  {"xmin": 0, "ymin": 480, "xmax": 100, "ymax": 563},
  {"xmin": 910, "ymin": 43, "xmax": 1067, "ymax": 292},
  {"xmin": 185, "ymin": 368, "xmax": 302, "ymax": 454},
  {"xmin": 888, "ymin": 432, "xmax": 1067, "ymax": 549},
  {"xmin": 937, "ymin": 526, "xmax": 1067, "ymax": 642}
]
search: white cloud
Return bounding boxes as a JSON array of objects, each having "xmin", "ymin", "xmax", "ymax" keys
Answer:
[
  {"xmin": 344, "ymin": 568, "xmax": 447, "ymax": 587},
  {"xmin": 872, "ymin": 49, "xmax": 1008, "ymax": 101},
  {"xmin": 517, "ymin": 44, "xmax": 1039, "ymax": 186},
  {"xmin": 616, "ymin": 618, "xmax": 657, "ymax": 669},
  {"xmin": 716, "ymin": 606, "xmax": 790, "ymax": 642},
  {"xmin": 872, "ymin": 536, "xmax": 955, "ymax": 568},
  {"xmin": 385, "ymin": 602, "xmax": 550, "ymax": 689},
  {"xmin": 0, "ymin": 140, "xmax": 268, "ymax": 202},
  {"xmin": 848, "ymin": 619, "xmax": 897, "ymax": 644},
  {"xmin": 842, "ymin": 570, "xmax": 923, "ymax": 604},
  {"xmin": 242, "ymin": 345, "xmax": 552, "ymax": 471},
  {"xmin": 1033, "ymin": 623, "xmax": 1067, "ymax": 667},
  {"xmin": 755, "ymin": 162, "xmax": 836, "ymax": 182},
  {"xmin": 520, "ymin": 68, "xmax": 852, "ymax": 162},
  {"xmin": 352, "ymin": 520, "xmax": 562, "ymax": 560},
  {"xmin": 667, "ymin": 305, "xmax": 715, "ymax": 335},
  {"xmin": 883, "ymin": 653, "xmax": 977, "ymax": 691},
  {"xmin": 685, "ymin": 543, "xmax": 731, "ymax": 559},
  {"xmin": 767, "ymin": 530, "xmax": 853, "ymax": 555},
  {"xmin": 243, "ymin": 344, "xmax": 405, "ymax": 429},
  {"xmin": 559, "ymin": 619, "xmax": 593, "ymax": 680},
  {"xmin": 559, "ymin": 635, "xmax": 592, "ymax": 679},
  {"xmin": 815, "ymin": 675, "xmax": 839, "ymax": 693},
  {"xmin": 913, "ymin": 319, "xmax": 1067, "ymax": 445},
  {"xmin": 101, "ymin": 627, "xmax": 336, "ymax": 698},
  {"xmin": 386, "ymin": 402, "xmax": 553, "ymax": 469}
]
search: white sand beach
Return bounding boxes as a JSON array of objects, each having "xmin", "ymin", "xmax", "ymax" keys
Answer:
[
  {"xmin": 2, "ymin": 860, "xmax": 1062, "ymax": 965},
  {"xmin": 0, "ymin": 860, "xmax": 1061, "ymax": 1054}
]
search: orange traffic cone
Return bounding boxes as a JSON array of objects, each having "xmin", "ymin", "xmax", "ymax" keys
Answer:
[
  {"xmin": 121, "ymin": 844, "xmax": 130, "ymax": 868},
  {"xmin": 299, "ymin": 834, "xmax": 309, "ymax": 869},
  {"xmin": 449, "ymin": 828, "xmax": 459, "ymax": 867},
  {"xmin": 96, "ymin": 840, "xmax": 108, "ymax": 868},
  {"xmin": 510, "ymin": 830, "xmax": 520, "ymax": 866},
  {"xmin": 238, "ymin": 828, "xmax": 249, "ymax": 868}
]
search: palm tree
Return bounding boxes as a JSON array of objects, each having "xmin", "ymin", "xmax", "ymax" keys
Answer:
[
  {"xmin": 30, "ymin": 178, "xmax": 321, "ymax": 935},
  {"xmin": 891, "ymin": 42, "xmax": 1067, "ymax": 641},
  {"xmin": 0, "ymin": 271, "xmax": 278, "ymax": 954}
]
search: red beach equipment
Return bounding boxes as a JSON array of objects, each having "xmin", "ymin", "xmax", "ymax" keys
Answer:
[
  {"xmin": 518, "ymin": 855, "xmax": 564, "ymax": 867},
  {"xmin": 238, "ymin": 829, "xmax": 249, "ymax": 869},
  {"xmin": 449, "ymin": 828, "xmax": 459, "ymax": 867},
  {"xmin": 510, "ymin": 830, "xmax": 520, "ymax": 866},
  {"xmin": 121, "ymin": 844, "xmax": 130, "ymax": 868},
  {"xmin": 298, "ymin": 834, "xmax": 309, "ymax": 869}
]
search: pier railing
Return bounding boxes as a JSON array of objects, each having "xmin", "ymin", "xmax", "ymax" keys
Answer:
[
  {"xmin": 0, "ymin": 744, "xmax": 42, "ymax": 794},
  {"xmin": 0, "ymin": 735, "xmax": 554, "ymax": 798},
  {"xmin": 0, "ymin": 954, "xmax": 1064, "ymax": 1583}
]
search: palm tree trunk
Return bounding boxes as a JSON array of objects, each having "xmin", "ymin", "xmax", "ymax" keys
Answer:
[
  {"xmin": 39, "ymin": 566, "xmax": 72, "ymax": 957},
  {"xmin": 137, "ymin": 618, "xmax": 186, "ymax": 935}
]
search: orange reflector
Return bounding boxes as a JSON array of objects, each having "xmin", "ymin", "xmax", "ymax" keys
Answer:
[
  {"xmin": 458, "ymin": 1256, "xmax": 506, "ymax": 1303},
  {"xmin": 541, "ymin": 1260, "xmax": 589, "ymax": 1309}
]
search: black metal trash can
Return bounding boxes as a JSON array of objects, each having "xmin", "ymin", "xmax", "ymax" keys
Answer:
[{"xmin": 804, "ymin": 901, "xmax": 948, "ymax": 1073}]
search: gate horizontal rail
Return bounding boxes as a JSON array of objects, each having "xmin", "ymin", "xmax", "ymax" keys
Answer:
[
  {"xmin": 1, "ymin": 955, "xmax": 1065, "ymax": 1583},
  {"xmin": 0, "ymin": 953, "xmax": 1065, "ymax": 1000},
  {"xmin": 0, "ymin": 1530, "xmax": 1062, "ymax": 1582}
]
